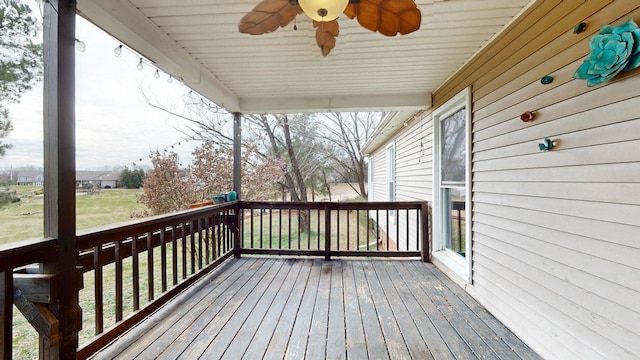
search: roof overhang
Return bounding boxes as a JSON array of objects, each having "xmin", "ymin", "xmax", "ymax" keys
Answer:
[{"xmin": 76, "ymin": 0, "xmax": 531, "ymax": 115}]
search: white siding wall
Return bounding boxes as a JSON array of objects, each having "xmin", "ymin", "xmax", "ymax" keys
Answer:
[
  {"xmin": 455, "ymin": 1, "xmax": 640, "ymax": 359},
  {"xmin": 369, "ymin": 116, "xmax": 434, "ymax": 250},
  {"xmin": 369, "ymin": 1, "xmax": 640, "ymax": 358}
]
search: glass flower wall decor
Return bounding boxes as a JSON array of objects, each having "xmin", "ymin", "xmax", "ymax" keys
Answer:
[{"xmin": 574, "ymin": 19, "xmax": 640, "ymax": 86}]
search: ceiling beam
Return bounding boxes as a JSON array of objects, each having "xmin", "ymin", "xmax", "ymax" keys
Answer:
[{"xmin": 239, "ymin": 93, "xmax": 431, "ymax": 114}]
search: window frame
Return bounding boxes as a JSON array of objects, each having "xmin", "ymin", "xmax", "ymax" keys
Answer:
[{"xmin": 432, "ymin": 87, "xmax": 472, "ymax": 283}]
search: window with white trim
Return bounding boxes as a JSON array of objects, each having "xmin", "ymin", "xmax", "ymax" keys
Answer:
[
  {"xmin": 386, "ymin": 142, "xmax": 395, "ymax": 202},
  {"xmin": 433, "ymin": 87, "xmax": 472, "ymax": 282}
]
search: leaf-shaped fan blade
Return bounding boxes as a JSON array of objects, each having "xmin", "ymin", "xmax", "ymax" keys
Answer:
[
  {"xmin": 239, "ymin": 0, "xmax": 302, "ymax": 35},
  {"xmin": 344, "ymin": 0, "xmax": 421, "ymax": 37},
  {"xmin": 314, "ymin": 20, "xmax": 339, "ymax": 57}
]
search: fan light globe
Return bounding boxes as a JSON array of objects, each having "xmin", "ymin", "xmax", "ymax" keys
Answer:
[{"xmin": 298, "ymin": 0, "xmax": 349, "ymax": 22}]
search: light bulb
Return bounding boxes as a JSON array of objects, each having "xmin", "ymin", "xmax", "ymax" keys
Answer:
[
  {"xmin": 154, "ymin": 70, "xmax": 160, "ymax": 79},
  {"xmin": 137, "ymin": 58, "xmax": 143, "ymax": 70},
  {"xmin": 75, "ymin": 39, "xmax": 86, "ymax": 52},
  {"xmin": 167, "ymin": 75, "xmax": 173, "ymax": 84},
  {"xmin": 298, "ymin": 0, "xmax": 349, "ymax": 22},
  {"xmin": 114, "ymin": 45, "xmax": 122, "ymax": 57}
]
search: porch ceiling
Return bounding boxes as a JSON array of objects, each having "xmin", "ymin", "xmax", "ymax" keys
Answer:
[{"xmin": 76, "ymin": 0, "xmax": 531, "ymax": 114}]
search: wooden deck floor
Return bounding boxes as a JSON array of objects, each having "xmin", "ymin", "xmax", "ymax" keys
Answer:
[{"xmin": 92, "ymin": 257, "xmax": 541, "ymax": 359}]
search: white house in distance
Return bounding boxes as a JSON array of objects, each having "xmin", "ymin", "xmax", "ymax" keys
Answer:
[
  {"xmin": 75, "ymin": 171, "xmax": 120, "ymax": 189},
  {"xmin": 364, "ymin": 2, "xmax": 640, "ymax": 360}
]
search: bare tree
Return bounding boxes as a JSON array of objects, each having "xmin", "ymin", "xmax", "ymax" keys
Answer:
[{"xmin": 317, "ymin": 112, "xmax": 384, "ymax": 199}]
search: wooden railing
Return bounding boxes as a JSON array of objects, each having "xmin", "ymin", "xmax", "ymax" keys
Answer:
[
  {"xmin": 0, "ymin": 200, "xmax": 429, "ymax": 359},
  {"xmin": 0, "ymin": 238, "xmax": 57, "ymax": 360},
  {"xmin": 75, "ymin": 203, "xmax": 237, "ymax": 358},
  {"xmin": 240, "ymin": 201, "xmax": 429, "ymax": 260}
]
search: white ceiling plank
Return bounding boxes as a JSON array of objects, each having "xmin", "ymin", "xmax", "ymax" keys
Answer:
[{"xmin": 77, "ymin": 0, "xmax": 532, "ymax": 114}]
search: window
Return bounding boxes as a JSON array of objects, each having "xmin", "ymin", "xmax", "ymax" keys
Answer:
[
  {"xmin": 386, "ymin": 143, "xmax": 395, "ymax": 218},
  {"xmin": 433, "ymin": 88, "xmax": 471, "ymax": 282},
  {"xmin": 386, "ymin": 142, "xmax": 395, "ymax": 201}
]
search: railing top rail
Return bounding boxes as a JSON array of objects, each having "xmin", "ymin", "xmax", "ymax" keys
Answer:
[
  {"xmin": 77, "ymin": 202, "xmax": 237, "ymax": 251},
  {"xmin": 0, "ymin": 237, "xmax": 57, "ymax": 270},
  {"xmin": 240, "ymin": 201, "xmax": 426, "ymax": 210}
]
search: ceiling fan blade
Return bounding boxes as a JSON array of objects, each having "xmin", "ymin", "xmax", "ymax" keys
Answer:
[
  {"xmin": 344, "ymin": 0, "xmax": 421, "ymax": 37},
  {"xmin": 239, "ymin": 0, "xmax": 302, "ymax": 35},
  {"xmin": 314, "ymin": 19, "xmax": 339, "ymax": 57}
]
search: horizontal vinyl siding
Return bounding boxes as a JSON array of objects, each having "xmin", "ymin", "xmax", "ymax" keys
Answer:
[
  {"xmin": 433, "ymin": 1, "xmax": 640, "ymax": 359},
  {"xmin": 395, "ymin": 117, "xmax": 434, "ymax": 202},
  {"xmin": 394, "ymin": 116, "xmax": 433, "ymax": 250},
  {"xmin": 368, "ymin": 116, "xmax": 433, "ymax": 249}
]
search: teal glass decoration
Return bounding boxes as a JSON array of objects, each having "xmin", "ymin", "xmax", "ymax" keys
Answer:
[
  {"xmin": 573, "ymin": 19, "xmax": 640, "ymax": 87},
  {"xmin": 573, "ymin": 22, "xmax": 587, "ymax": 34},
  {"xmin": 540, "ymin": 75, "xmax": 554, "ymax": 85},
  {"xmin": 538, "ymin": 138, "xmax": 554, "ymax": 151}
]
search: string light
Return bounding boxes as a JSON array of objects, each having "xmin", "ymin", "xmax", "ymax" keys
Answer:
[
  {"xmin": 167, "ymin": 75, "xmax": 173, "ymax": 84},
  {"xmin": 154, "ymin": 69, "xmax": 160, "ymax": 79},
  {"xmin": 116, "ymin": 134, "xmax": 203, "ymax": 170},
  {"xmin": 136, "ymin": 58, "xmax": 143, "ymax": 70},
  {"xmin": 113, "ymin": 44, "xmax": 123, "ymax": 57}
]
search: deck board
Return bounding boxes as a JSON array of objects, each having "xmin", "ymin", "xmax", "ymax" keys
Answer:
[{"xmin": 92, "ymin": 257, "xmax": 542, "ymax": 360}]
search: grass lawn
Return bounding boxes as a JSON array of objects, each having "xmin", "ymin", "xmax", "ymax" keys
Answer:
[{"xmin": 0, "ymin": 187, "xmax": 146, "ymax": 245}]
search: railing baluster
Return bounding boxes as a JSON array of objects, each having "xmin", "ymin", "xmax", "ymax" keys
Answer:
[
  {"xmin": 269, "ymin": 209, "xmax": 273, "ymax": 249},
  {"xmin": 172, "ymin": 225, "xmax": 178, "ymax": 286},
  {"xmin": 396, "ymin": 208, "xmax": 400, "ymax": 251},
  {"xmin": 258, "ymin": 209, "xmax": 262, "ymax": 249},
  {"xmin": 278, "ymin": 209, "xmax": 282, "ymax": 250},
  {"xmin": 115, "ymin": 239, "xmax": 123, "ymax": 321},
  {"xmin": 250, "ymin": 209, "xmax": 254, "ymax": 249},
  {"xmin": 1, "ymin": 270, "xmax": 13, "ymax": 360},
  {"xmin": 366, "ymin": 211, "xmax": 371, "ymax": 251},
  {"xmin": 342, "ymin": 209, "xmax": 345, "ymax": 251},
  {"xmin": 147, "ymin": 231, "xmax": 154, "ymax": 301},
  {"xmin": 288, "ymin": 209, "xmax": 291, "ymax": 250},
  {"xmin": 93, "ymin": 245, "xmax": 103, "ymax": 334},
  {"xmin": 197, "ymin": 218, "xmax": 203, "ymax": 270},
  {"xmin": 317, "ymin": 209, "xmax": 321, "ymax": 250},
  {"xmin": 337, "ymin": 209, "xmax": 341, "ymax": 251},
  {"xmin": 190, "ymin": 220, "xmax": 196, "ymax": 276},
  {"xmin": 357, "ymin": 210, "xmax": 361, "ymax": 250},
  {"xmin": 160, "ymin": 229, "xmax": 167, "ymax": 293},
  {"xmin": 205, "ymin": 216, "xmax": 211, "ymax": 264},
  {"xmin": 406, "ymin": 209, "xmax": 410, "ymax": 250},
  {"xmin": 132, "ymin": 236, "xmax": 140, "ymax": 311},
  {"xmin": 307, "ymin": 209, "xmax": 311, "ymax": 250},
  {"xmin": 181, "ymin": 223, "xmax": 187, "ymax": 280},
  {"xmin": 324, "ymin": 204, "xmax": 331, "ymax": 260}
]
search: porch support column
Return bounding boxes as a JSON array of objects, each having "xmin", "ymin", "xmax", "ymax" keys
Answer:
[
  {"xmin": 233, "ymin": 112, "xmax": 242, "ymax": 199},
  {"xmin": 232, "ymin": 112, "xmax": 242, "ymax": 258},
  {"xmin": 42, "ymin": 0, "xmax": 78, "ymax": 358}
]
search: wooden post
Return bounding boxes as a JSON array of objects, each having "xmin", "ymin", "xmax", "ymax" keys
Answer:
[
  {"xmin": 0, "ymin": 271, "xmax": 12, "ymax": 360},
  {"xmin": 233, "ymin": 112, "xmax": 242, "ymax": 200},
  {"xmin": 420, "ymin": 202, "xmax": 431, "ymax": 262},
  {"xmin": 324, "ymin": 204, "xmax": 331, "ymax": 261},
  {"xmin": 233, "ymin": 113, "xmax": 242, "ymax": 259},
  {"xmin": 42, "ymin": 1, "xmax": 78, "ymax": 358}
]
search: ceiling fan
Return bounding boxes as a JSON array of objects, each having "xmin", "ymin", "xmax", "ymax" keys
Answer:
[{"xmin": 239, "ymin": 0, "xmax": 422, "ymax": 56}]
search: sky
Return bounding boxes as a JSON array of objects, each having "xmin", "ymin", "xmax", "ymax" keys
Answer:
[{"xmin": 0, "ymin": 0, "xmax": 205, "ymax": 171}]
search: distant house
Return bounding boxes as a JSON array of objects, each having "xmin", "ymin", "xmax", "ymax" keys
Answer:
[
  {"xmin": 75, "ymin": 171, "xmax": 120, "ymax": 189},
  {"xmin": 16, "ymin": 171, "xmax": 45, "ymax": 186}
]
